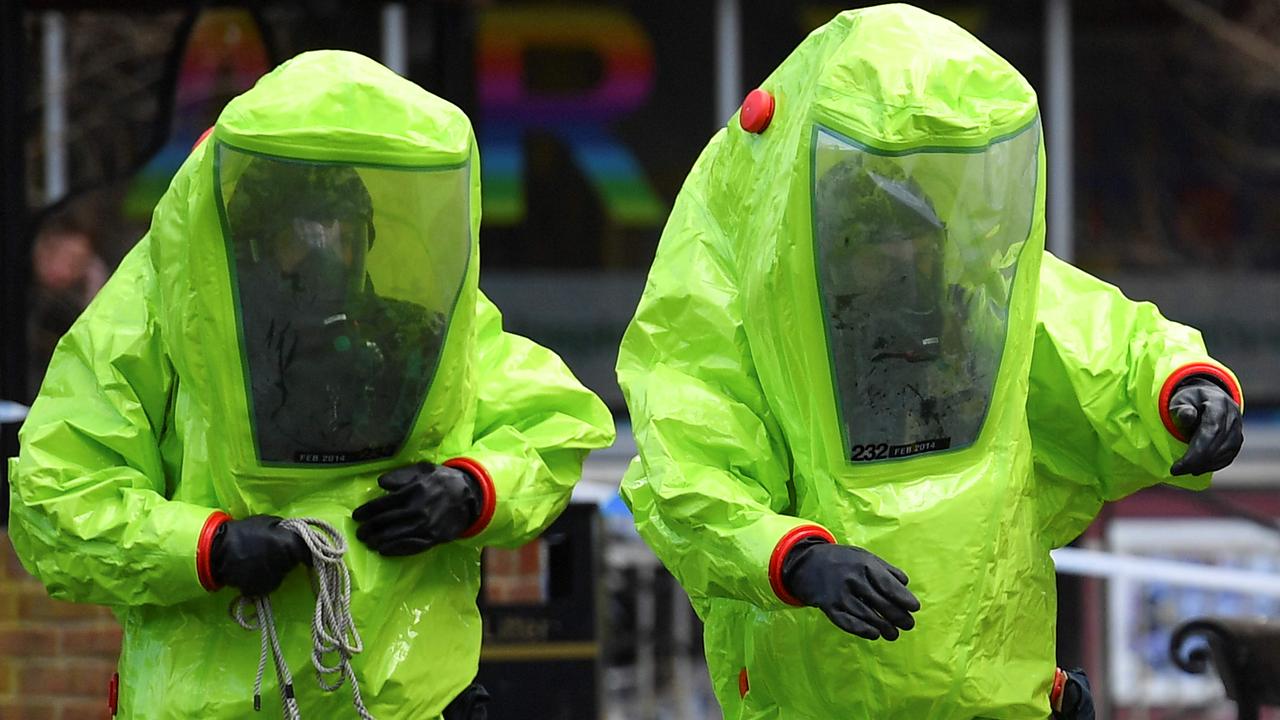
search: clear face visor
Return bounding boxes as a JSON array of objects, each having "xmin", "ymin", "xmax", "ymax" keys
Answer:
[
  {"xmin": 812, "ymin": 122, "xmax": 1040, "ymax": 462},
  {"xmin": 216, "ymin": 144, "xmax": 471, "ymax": 465}
]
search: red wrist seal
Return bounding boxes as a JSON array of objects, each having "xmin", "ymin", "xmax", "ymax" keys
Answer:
[
  {"xmin": 768, "ymin": 524, "xmax": 836, "ymax": 606},
  {"xmin": 1159, "ymin": 362, "xmax": 1242, "ymax": 442},
  {"xmin": 446, "ymin": 457, "xmax": 496, "ymax": 538},
  {"xmin": 196, "ymin": 511, "xmax": 232, "ymax": 591}
]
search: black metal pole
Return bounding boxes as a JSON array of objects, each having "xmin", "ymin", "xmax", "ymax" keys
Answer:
[{"xmin": 1, "ymin": 0, "xmax": 29, "ymax": 523}]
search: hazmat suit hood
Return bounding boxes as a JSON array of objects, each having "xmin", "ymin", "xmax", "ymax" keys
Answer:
[
  {"xmin": 10, "ymin": 49, "xmax": 615, "ymax": 718},
  {"xmin": 620, "ymin": 6, "xmax": 1237, "ymax": 719},
  {"xmin": 727, "ymin": 6, "xmax": 1043, "ymax": 473},
  {"xmin": 165, "ymin": 50, "xmax": 481, "ymax": 497}
]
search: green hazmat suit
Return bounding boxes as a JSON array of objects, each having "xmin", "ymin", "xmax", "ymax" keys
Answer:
[
  {"xmin": 617, "ymin": 6, "xmax": 1243, "ymax": 719},
  {"xmin": 8, "ymin": 50, "xmax": 614, "ymax": 719}
]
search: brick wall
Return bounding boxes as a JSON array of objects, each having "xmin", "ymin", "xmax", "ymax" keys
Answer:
[
  {"xmin": 482, "ymin": 543, "xmax": 548, "ymax": 605},
  {"xmin": 0, "ymin": 531, "xmax": 120, "ymax": 720}
]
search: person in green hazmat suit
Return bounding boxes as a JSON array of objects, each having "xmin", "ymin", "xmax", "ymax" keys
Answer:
[
  {"xmin": 617, "ymin": 6, "xmax": 1244, "ymax": 720},
  {"xmin": 7, "ymin": 50, "xmax": 614, "ymax": 719}
]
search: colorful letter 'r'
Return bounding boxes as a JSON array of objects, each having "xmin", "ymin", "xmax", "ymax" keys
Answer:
[{"xmin": 478, "ymin": 7, "xmax": 665, "ymax": 226}]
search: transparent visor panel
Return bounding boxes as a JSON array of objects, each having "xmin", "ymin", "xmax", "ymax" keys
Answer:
[
  {"xmin": 813, "ymin": 122, "xmax": 1040, "ymax": 462},
  {"xmin": 216, "ymin": 145, "xmax": 471, "ymax": 464}
]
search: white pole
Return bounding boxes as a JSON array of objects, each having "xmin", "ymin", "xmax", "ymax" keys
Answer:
[
  {"xmin": 1045, "ymin": 0, "xmax": 1074, "ymax": 262},
  {"xmin": 42, "ymin": 11, "xmax": 67, "ymax": 203},
  {"xmin": 380, "ymin": 3, "xmax": 408, "ymax": 76},
  {"xmin": 714, "ymin": 0, "xmax": 742, "ymax": 126},
  {"xmin": 1052, "ymin": 547, "xmax": 1280, "ymax": 597}
]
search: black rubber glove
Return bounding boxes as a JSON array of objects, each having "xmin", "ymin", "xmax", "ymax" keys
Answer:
[
  {"xmin": 442, "ymin": 682, "xmax": 490, "ymax": 720},
  {"xmin": 352, "ymin": 462, "xmax": 483, "ymax": 556},
  {"xmin": 782, "ymin": 538, "xmax": 920, "ymax": 640},
  {"xmin": 1052, "ymin": 668, "xmax": 1095, "ymax": 720},
  {"xmin": 211, "ymin": 515, "xmax": 312, "ymax": 597},
  {"xmin": 1169, "ymin": 377, "xmax": 1243, "ymax": 476}
]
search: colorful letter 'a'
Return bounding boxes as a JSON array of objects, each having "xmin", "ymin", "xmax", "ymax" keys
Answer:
[{"xmin": 478, "ymin": 7, "xmax": 665, "ymax": 226}]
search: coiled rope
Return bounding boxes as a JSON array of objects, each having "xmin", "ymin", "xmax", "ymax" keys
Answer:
[{"xmin": 230, "ymin": 518, "xmax": 375, "ymax": 719}]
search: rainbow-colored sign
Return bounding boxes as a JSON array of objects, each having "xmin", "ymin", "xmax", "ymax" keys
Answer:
[
  {"xmin": 127, "ymin": 7, "xmax": 662, "ymax": 228},
  {"xmin": 478, "ymin": 7, "xmax": 665, "ymax": 226},
  {"xmin": 124, "ymin": 9, "xmax": 269, "ymax": 221}
]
